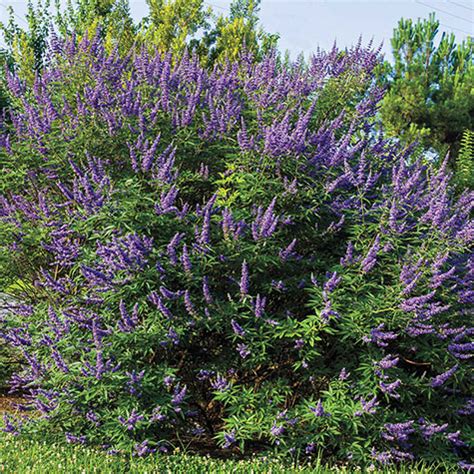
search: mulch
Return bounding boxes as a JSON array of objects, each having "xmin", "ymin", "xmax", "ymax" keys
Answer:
[{"xmin": 0, "ymin": 396, "xmax": 25, "ymax": 414}]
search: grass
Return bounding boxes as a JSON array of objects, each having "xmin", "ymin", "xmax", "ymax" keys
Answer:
[
  {"xmin": 0, "ymin": 437, "xmax": 308, "ymax": 474},
  {"xmin": 0, "ymin": 434, "xmax": 459, "ymax": 474}
]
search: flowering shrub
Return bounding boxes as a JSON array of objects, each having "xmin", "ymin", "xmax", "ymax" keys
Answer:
[{"xmin": 0, "ymin": 34, "xmax": 472, "ymax": 468}]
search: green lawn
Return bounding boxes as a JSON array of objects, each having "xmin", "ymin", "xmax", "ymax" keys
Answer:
[
  {"xmin": 0, "ymin": 434, "xmax": 458, "ymax": 474},
  {"xmin": 0, "ymin": 437, "xmax": 310, "ymax": 473}
]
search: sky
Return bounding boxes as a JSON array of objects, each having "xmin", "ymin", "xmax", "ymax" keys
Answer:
[{"xmin": 1, "ymin": 0, "xmax": 473, "ymax": 61}]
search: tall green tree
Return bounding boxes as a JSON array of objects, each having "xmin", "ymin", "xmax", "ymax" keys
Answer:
[
  {"xmin": 379, "ymin": 13, "xmax": 473, "ymax": 166},
  {"xmin": 55, "ymin": 0, "xmax": 136, "ymax": 53},
  {"xmin": 137, "ymin": 0, "xmax": 209, "ymax": 56},
  {"xmin": 190, "ymin": 0, "xmax": 277, "ymax": 64},
  {"xmin": 0, "ymin": 0, "xmax": 51, "ymax": 85}
]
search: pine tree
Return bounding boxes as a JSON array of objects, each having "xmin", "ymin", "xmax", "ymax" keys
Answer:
[{"xmin": 379, "ymin": 13, "xmax": 473, "ymax": 167}]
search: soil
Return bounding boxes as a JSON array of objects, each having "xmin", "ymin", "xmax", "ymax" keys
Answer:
[{"xmin": 0, "ymin": 396, "xmax": 25, "ymax": 414}]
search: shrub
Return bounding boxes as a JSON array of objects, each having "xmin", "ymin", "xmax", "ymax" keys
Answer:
[
  {"xmin": 0, "ymin": 34, "xmax": 472, "ymax": 468},
  {"xmin": 455, "ymin": 129, "xmax": 474, "ymax": 191}
]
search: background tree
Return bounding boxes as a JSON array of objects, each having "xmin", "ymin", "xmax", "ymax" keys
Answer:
[
  {"xmin": 137, "ymin": 0, "xmax": 209, "ymax": 56},
  {"xmin": 203, "ymin": 0, "xmax": 278, "ymax": 63},
  {"xmin": 55, "ymin": 0, "xmax": 136, "ymax": 54},
  {"xmin": 0, "ymin": 0, "xmax": 51, "ymax": 85},
  {"xmin": 379, "ymin": 13, "xmax": 473, "ymax": 169}
]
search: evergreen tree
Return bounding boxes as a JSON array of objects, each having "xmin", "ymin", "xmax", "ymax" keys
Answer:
[{"xmin": 379, "ymin": 13, "xmax": 473, "ymax": 166}]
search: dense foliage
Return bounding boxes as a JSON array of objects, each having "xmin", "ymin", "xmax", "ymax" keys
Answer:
[{"xmin": 0, "ymin": 31, "xmax": 472, "ymax": 470}]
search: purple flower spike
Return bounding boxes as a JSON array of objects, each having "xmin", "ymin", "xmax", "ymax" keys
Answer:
[
  {"xmin": 324, "ymin": 271, "xmax": 342, "ymax": 293},
  {"xmin": 223, "ymin": 430, "xmax": 236, "ymax": 448},
  {"xmin": 431, "ymin": 364, "xmax": 459, "ymax": 388},
  {"xmin": 380, "ymin": 379, "xmax": 402, "ymax": 399},
  {"xmin": 310, "ymin": 400, "xmax": 330, "ymax": 417},
  {"xmin": 237, "ymin": 343, "xmax": 251, "ymax": 358},
  {"xmin": 231, "ymin": 319, "xmax": 246, "ymax": 337},
  {"xmin": 211, "ymin": 375, "xmax": 230, "ymax": 392},
  {"xmin": 171, "ymin": 384, "xmax": 187, "ymax": 406},
  {"xmin": 181, "ymin": 244, "xmax": 192, "ymax": 274},
  {"xmin": 202, "ymin": 276, "xmax": 213, "ymax": 304},
  {"xmin": 253, "ymin": 294, "xmax": 266, "ymax": 318},
  {"xmin": 118, "ymin": 409, "xmax": 144, "ymax": 431},
  {"xmin": 240, "ymin": 260, "xmax": 249, "ymax": 296},
  {"xmin": 270, "ymin": 423, "xmax": 285, "ymax": 438},
  {"xmin": 338, "ymin": 367, "xmax": 349, "ymax": 380},
  {"xmin": 361, "ymin": 235, "xmax": 381, "ymax": 273}
]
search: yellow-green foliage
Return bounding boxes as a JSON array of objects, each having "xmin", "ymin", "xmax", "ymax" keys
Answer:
[
  {"xmin": 11, "ymin": 33, "xmax": 37, "ymax": 86},
  {"xmin": 209, "ymin": 0, "xmax": 277, "ymax": 64},
  {"xmin": 57, "ymin": 0, "xmax": 136, "ymax": 55},
  {"xmin": 137, "ymin": 0, "xmax": 209, "ymax": 55},
  {"xmin": 214, "ymin": 15, "xmax": 258, "ymax": 62},
  {"xmin": 0, "ymin": 0, "xmax": 51, "ymax": 87},
  {"xmin": 455, "ymin": 129, "xmax": 474, "ymax": 189}
]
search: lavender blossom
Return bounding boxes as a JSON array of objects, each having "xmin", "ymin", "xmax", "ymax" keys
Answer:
[
  {"xmin": 148, "ymin": 292, "xmax": 173, "ymax": 319},
  {"xmin": 253, "ymin": 294, "xmax": 266, "ymax": 318},
  {"xmin": 231, "ymin": 319, "xmax": 246, "ymax": 337},
  {"xmin": 379, "ymin": 379, "xmax": 401, "ymax": 399},
  {"xmin": 310, "ymin": 400, "xmax": 330, "ymax": 417},
  {"xmin": 134, "ymin": 440, "xmax": 156, "ymax": 456},
  {"xmin": 340, "ymin": 242, "xmax": 355, "ymax": 266},
  {"xmin": 294, "ymin": 339, "xmax": 304, "ymax": 349},
  {"xmin": 223, "ymin": 430, "xmax": 236, "ymax": 448},
  {"xmin": 65, "ymin": 433, "xmax": 87, "ymax": 444},
  {"xmin": 320, "ymin": 299, "xmax": 340, "ymax": 322},
  {"xmin": 382, "ymin": 421, "xmax": 415, "ymax": 444},
  {"xmin": 251, "ymin": 198, "xmax": 279, "ymax": 240},
  {"xmin": 183, "ymin": 290, "xmax": 196, "ymax": 316},
  {"xmin": 202, "ymin": 276, "xmax": 213, "ymax": 304},
  {"xmin": 239, "ymin": 260, "xmax": 249, "ymax": 296},
  {"xmin": 355, "ymin": 395, "xmax": 379, "ymax": 416},
  {"xmin": 151, "ymin": 406, "xmax": 167, "ymax": 422},
  {"xmin": 446, "ymin": 431, "xmax": 467, "ymax": 447},
  {"xmin": 118, "ymin": 300, "xmax": 139, "ymax": 332},
  {"xmin": 171, "ymin": 384, "xmax": 187, "ymax": 406},
  {"xmin": 211, "ymin": 375, "xmax": 230, "ymax": 392},
  {"xmin": 2, "ymin": 415, "xmax": 21, "ymax": 436},
  {"xmin": 457, "ymin": 399, "xmax": 474, "ymax": 416},
  {"xmin": 361, "ymin": 235, "xmax": 381, "ymax": 273},
  {"xmin": 377, "ymin": 354, "xmax": 399, "ymax": 370},
  {"xmin": 279, "ymin": 238, "xmax": 297, "ymax": 261},
  {"xmin": 270, "ymin": 423, "xmax": 285, "ymax": 438},
  {"xmin": 126, "ymin": 370, "xmax": 145, "ymax": 396},
  {"xmin": 363, "ymin": 324, "xmax": 398, "ymax": 347},
  {"xmin": 181, "ymin": 244, "xmax": 192, "ymax": 274},
  {"xmin": 338, "ymin": 367, "xmax": 350, "ymax": 380},
  {"xmin": 166, "ymin": 232, "xmax": 184, "ymax": 265},
  {"xmin": 237, "ymin": 343, "xmax": 251, "ymax": 358},
  {"xmin": 418, "ymin": 418, "xmax": 448, "ymax": 440},
  {"xmin": 324, "ymin": 271, "xmax": 342, "ymax": 293},
  {"xmin": 430, "ymin": 364, "xmax": 459, "ymax": 388}
]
